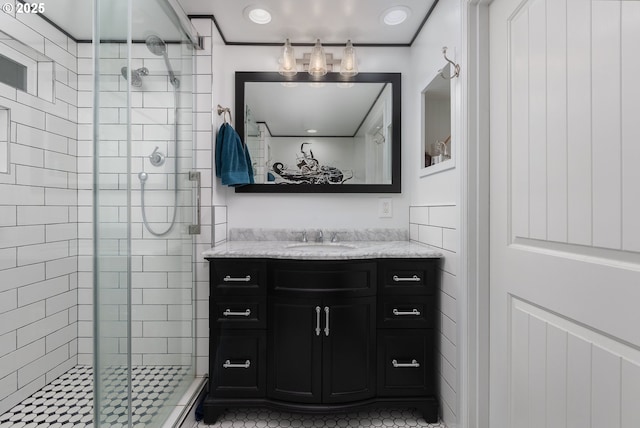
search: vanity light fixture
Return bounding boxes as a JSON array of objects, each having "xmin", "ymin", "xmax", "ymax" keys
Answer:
[
  {"xmin": 306, "ymin": 129, "xmax": 318, "ymax": 134},
  {"xmin": 340, "ymin": 40, "xmax": 358, "ymax": 77},
  {"xmin": 308, "ymin": 39, "xmax": 328, "ymax": 78},
  {"xmin": 381, "ymin": 6, "xmax": 411, "ymax": 26},
  {"xmin": 277, "ymin": 39, "xmax": 359, "ymax": 78},
  {"xmin": 279, "ymin": 39, "xmax": 297, "ymax": 76}
]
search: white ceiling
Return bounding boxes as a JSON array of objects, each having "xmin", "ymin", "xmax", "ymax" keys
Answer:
[{"xmin": 40, "ymin": 0, "xmax": 438, "ymax": 45}]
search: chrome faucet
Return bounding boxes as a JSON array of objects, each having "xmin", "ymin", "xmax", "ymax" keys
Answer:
[
  {"xmin": 316, "ymin": 230, "xmax": 324, "ymax": 243},
  {"xmin": 330, "ymin": 232, "xmax": 339, "ymax": 243},
  {"xmin": 301, "ymin": 231, "xmax": 308, "ymax": 242}
]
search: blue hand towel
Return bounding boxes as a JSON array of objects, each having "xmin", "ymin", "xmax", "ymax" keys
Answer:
[{"xmin": 215, "ymin": 123, "xmax": 254, "ymax": 186}]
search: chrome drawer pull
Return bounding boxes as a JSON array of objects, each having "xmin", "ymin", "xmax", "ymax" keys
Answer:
[
  {"xmin": 223, "ymin": 275, "xmax": 251, "ymax": 282},
  {"xmin": 392, "ymin": 359, "xmax": 420, "ymax": 368},
  {"xmin": 324, "ymin": 306, "xmax": 330, "ymax": 336},
  {"xmin": 223, "ymin": 360, "xmax": 251, "ymax": 369},
  {"xmin": 392, "ymin": 275, "xmax": 420, "ymax": 282},
  {"xmin": 315, "ymin": 306, "xmax": 321, "ymax": 336},
  {"xmin": 223, "ymin": 309, "xmax": 251, "ymax": 317},
  {"xmin": 393, "ymin": 308, "xmax": 421, "ymax": 316}
]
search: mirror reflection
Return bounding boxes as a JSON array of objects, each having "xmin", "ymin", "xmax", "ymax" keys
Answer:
[{"xmin": 235, "ymin": 72, "xmax": 401, "ymax": 193}]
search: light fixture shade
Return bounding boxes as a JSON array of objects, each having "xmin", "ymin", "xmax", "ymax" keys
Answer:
[
  {"xmin": 308, "ymin": 39, "xmax": 327, "ymax": 78},
  {"xmin": 340, "ymin": 40, "xmax": 358, "ymax": 77},
  {"xmin": 278, "ymin": 39, "xmax": 297, "ymax": 77}
]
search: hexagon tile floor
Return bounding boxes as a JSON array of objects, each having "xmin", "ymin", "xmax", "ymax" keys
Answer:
[
  {"xmin": 193, "ymin": 408, "xmax": 447, "ymax": 428},
  {"xmin": 0, "ymin": 365, "xmax": 190, "ymax": 428},
  {"xmin": 1, "ymin": 366, "xmax": 446, "ymax": 428}
]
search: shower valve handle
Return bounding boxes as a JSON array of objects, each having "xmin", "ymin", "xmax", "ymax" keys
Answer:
[{"xmin": 149, "ymin": 147, "xmax": 165, "ymax": 167}]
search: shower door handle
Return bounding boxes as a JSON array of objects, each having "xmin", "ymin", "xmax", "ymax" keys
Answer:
[{"xmin": 189, "ymin": 171, "xmax": 201, "ymax": 234}]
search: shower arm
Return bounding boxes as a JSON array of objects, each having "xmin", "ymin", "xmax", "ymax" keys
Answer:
[{"xmin": 162, "ymin": 53, "xmax": 179, "ymax": 87}]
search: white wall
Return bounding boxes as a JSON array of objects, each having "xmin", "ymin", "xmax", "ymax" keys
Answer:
[
  {"xmin": 407, "ymin": 0, "xmax": 462, "ymax": 425},
  {"xmin": 210, "ymin": 32, "xmax": 412, "ymax": 231},
  {"xmin": 0, "ymin": 10, "xmax": 79, "ymax": 415},
  {"xmin": 408, "ymin": 0, "xmax": 461, "ymax": 204}
]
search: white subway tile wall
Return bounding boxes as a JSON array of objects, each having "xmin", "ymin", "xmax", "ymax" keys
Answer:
[
  {"xmin": 76, "ymin": 24, "xmax": 210, "ymax": 372},
  {"xmin": 192, "ymin": 18, "xmax": 216, "ymax": 376},
  {"xmin": 0, "ymin": 11, "xmax": 78, "ymax": 415},
  {"xmin": 3, "ymin": 16, "xmax": 215, "ymax": 414},
  {"xmin": 409, "ymin": 205, "xmax": 458, "ymax": 423}
]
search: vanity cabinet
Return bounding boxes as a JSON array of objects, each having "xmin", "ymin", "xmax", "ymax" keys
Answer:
[
  {"xmin": 377, "ymin": 260, "xmax": 437, "ymax": 411},
  {"xmin": 269, "ymin": 295, "xmax": 376, "ymax": 404},
  {"xmin": 208, "ymin": 260, "xmax": 268, "ymax": 399},
  {"xmin": 204, "ymin": 257, "xmax": 439, "ymax": 424}
]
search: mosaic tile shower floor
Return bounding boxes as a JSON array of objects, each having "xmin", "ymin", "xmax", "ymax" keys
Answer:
[
  {"xmin": 0, "ymin": 365, "xmax": 190, "ymax": 428},
  {"xmin": 194, "ymin": 408, "xmax": 447, "ymax": 428},
  {"xmin": 1, "ymin": 366, "xmax": 446, "ymax": 428}
]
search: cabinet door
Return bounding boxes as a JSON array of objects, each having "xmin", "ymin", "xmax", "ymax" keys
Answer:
[
  {"xmin": 268, "ymin": 297, "xmax": 322, "ymax": 403},
  {"xmin": 322, "ymin": 296, "xmax": 376, "ymax": 403}
]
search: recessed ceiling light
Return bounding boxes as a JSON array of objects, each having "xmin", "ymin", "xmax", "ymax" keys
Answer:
[
  {"xmin": 244, "ymin": 6, "xmax": 272, "ymax": 24},
  {"xmin": 381, "ymin": 6, "xmax": 411, "ymax": 26},
  {"xmin": 306, "ymin": 129, "xmax": 318, "ymax": 134}
]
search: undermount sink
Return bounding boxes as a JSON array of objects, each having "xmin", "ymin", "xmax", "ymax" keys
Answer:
[{"xmin": 285, "ymin": 243, "xmax": 357, "ymax": 251}]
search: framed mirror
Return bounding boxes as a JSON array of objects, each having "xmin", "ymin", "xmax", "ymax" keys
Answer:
[{"xmin": 234, "ymin": 72, "xmax": 401, "ymax": 193}]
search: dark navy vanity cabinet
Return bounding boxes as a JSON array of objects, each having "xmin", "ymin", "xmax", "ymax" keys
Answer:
[{"xmin": 204, "ymin": 257, "xmax": 440, "ymax": 424}]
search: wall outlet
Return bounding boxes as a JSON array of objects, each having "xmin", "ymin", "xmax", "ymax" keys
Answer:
[{"xmin": 378, "ymin": 198, "xmax": 393, "ymax": 218}]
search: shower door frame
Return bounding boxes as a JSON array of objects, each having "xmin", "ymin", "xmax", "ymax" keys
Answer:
[{"xmin": 92, "ymin": 1, "xmax": 202, "ymax": 427}]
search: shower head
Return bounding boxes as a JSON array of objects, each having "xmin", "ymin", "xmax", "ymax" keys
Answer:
[
  {"xmin": 145, "ymin": 35, "xmax": 167, "ymax": 56},
  {"xmin": 121, "ymin": 66, "xmax": 148, "ymax": 87},
  {"xmin": 145, "ymin": 35, "xmax": 179, "ymax": 88}
]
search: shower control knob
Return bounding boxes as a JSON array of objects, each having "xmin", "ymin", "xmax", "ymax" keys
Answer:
[{"xmin": 149, "ymin": 146, "xmax": 166, "ymax": 167}]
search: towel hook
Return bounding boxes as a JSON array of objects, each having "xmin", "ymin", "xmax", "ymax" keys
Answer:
[
  {"xmin": 217, "ymin": 104, "xmax": 233, "ymax": 124},
  {"xmin": 439, "ymin": 47, "xmax": 460, "ymax": 80}
]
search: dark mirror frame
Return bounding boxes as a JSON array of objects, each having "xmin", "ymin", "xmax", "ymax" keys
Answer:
[{"xmin": 234, "ymin": 71, "xmax": 401, "ymax": 193}]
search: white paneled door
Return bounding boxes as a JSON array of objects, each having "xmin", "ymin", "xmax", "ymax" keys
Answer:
[{"xmin": 489, "ymin": 0, "xmax": 640, "ymax": 427}]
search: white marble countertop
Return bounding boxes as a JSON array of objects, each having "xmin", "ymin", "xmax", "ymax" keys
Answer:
[{"xmin": 202, "ymin": 240, "xmax": 442, "ymax": 260}]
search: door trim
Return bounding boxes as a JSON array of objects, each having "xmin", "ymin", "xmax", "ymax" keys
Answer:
[{"xmin": 461, "ymin": 1, "xmax": 491, "ymax": 428}]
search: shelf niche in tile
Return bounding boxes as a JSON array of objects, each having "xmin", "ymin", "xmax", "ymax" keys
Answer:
[{"xmin": 420, "ymin": 63, "xmax": 454, "ymax": 176}]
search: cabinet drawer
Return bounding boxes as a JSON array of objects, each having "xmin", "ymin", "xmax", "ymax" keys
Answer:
[
  {"xmin": 209, "ymin": 259, "xmax": 266, "ymax": 295},
  {"xmin": 379, "ymin": 260, "xmax": 439, "ymax": 295},
  {"xmin": 210, "ymin": 330, "xmax": 266, "ymax": 398},
  {"xmin": 377, "ymin": 330, "xmax": 436, "ymax": 397},
  {"xmin": 212, "ymin": 296, "xmax": 266, "ymax": 329},
  {"xmin": 378, "ymin": 295, "xmax": 434, "ymax": 328},
  {"xmin": 270, "ymin": 260, "xmax": 376, "ymax": 296}
]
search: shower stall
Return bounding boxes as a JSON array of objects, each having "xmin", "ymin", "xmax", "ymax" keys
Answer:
[
  {"xmin": 93, "ymin": 0, "xmax": 201, "ymax": 426},
  {"xmin": 0, "ymin": 0, "xmax": 202, "ymax": 427}
]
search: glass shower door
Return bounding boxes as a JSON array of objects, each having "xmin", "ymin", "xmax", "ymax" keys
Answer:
[{"xmin": 93, "ymin": 0, "xmax": 196, "ymax": 426}]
